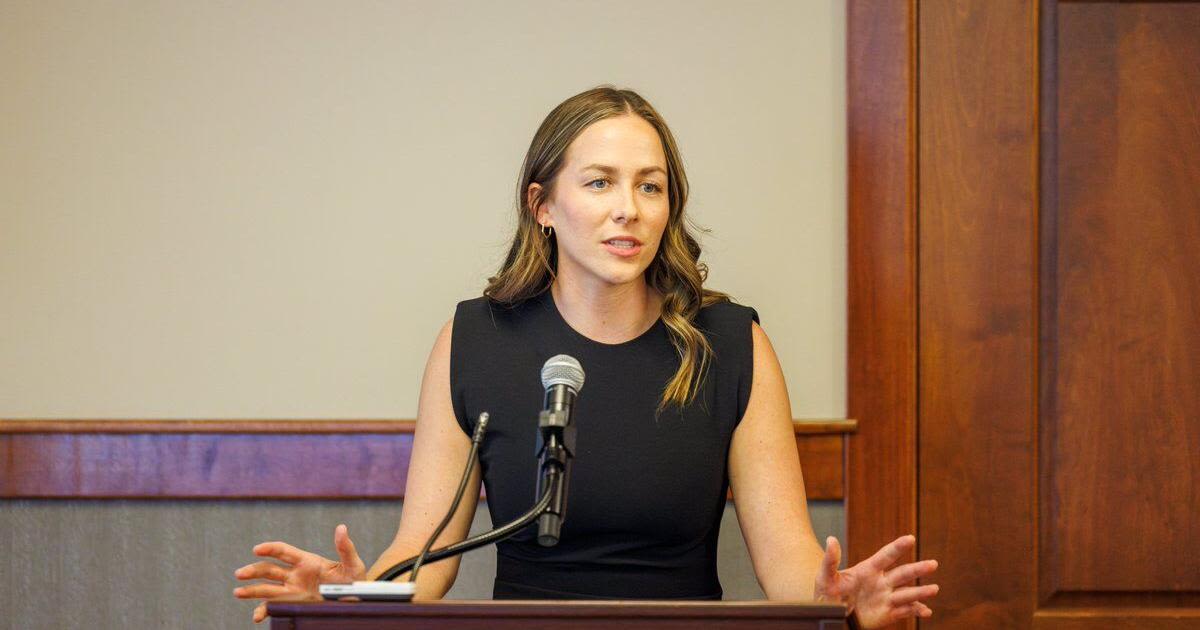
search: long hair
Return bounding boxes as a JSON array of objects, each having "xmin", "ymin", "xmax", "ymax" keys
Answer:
[{"xmin": 484, "ymin": 85, "xmax": 733, "ymax": 415}]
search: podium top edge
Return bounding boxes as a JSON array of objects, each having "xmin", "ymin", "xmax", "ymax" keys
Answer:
[{"xmin": 267, "ymin": 599, "xmax": 849, "ymax": 620}]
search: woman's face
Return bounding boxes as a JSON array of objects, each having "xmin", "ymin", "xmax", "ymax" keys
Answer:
[{"xmin": 530, "ymin": 114, "xmax": 671, "ymax": 292}]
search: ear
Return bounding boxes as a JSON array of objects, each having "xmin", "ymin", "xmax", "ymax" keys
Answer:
[{"xmin": 527, "ymin": 182, "xmax": 551, "ymax": 226}]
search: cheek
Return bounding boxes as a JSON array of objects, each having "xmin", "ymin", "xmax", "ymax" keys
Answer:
[
  {"xmin": 650, "ymin": 210, "xmax": 671, "ymax": 242},
  {"xmin": 556, "ymin": 212, "xmax": 593, "ymax": 244},
  {"xmin": 557, "ymin": 197, "xmax": 609, "ymax": 236},
  {"xmin": 550, "ymin": 204, "xmax": 598, "ymax": 255}
]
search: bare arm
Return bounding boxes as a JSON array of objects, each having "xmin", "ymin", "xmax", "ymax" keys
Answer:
[
  {"xmin": 729, "ymin": 321, "xmax": 941, "ymax": 627},
  {"xmin": 364, "ymin": 316, "xmax": 482, "ymax": 600},
  {"xmin": 728, "ymin": 321, "xmax": 826, "ymax": 599}
]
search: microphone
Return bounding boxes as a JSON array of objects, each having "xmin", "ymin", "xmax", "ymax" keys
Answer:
[{"xmin": 536, "ymin": 354, "xmax": 584, "ymax": 546}]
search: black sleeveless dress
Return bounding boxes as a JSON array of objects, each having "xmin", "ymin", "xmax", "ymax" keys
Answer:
[{"xmin": 449, "ymin": 289, "xmax": 759, "ymax": 600}]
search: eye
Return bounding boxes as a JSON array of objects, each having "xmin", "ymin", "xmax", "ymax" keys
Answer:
[
  {"xmin": 640, "ymin": 182, "xmax": 663, "ymax": 194},
  {"xmin": 587, "ymin": 178, "xmax": 609, "ymax": 190}
]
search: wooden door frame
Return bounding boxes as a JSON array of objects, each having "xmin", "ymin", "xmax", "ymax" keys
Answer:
[{"xmin": 845, "ymin": 0, "xmax": 919, "ymax": 595}]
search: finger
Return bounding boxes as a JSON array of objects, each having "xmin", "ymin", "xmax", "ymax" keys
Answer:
[
  {"xmin": 821, "ymin": 536, "xmax": 842, "ymax": 577},
  {"xmin": 334, "ymin": 523, "xmax": 362, "ymax": 569},
  {"xmin": 889, "ymin": 583, "xmax": 939, "ymax": 607},
  {"xmin": 866, "ymin": 534, "xmax": 916, "ymax": 571},
  {"xmin": 234, "ymin": 583, "xmax": 290, "ymax": 600},
  {"xmin": 253, "ymin": 602, "xmax": 268, "ymax": 624},
  {"xmin": 253, "ymin": 541, "xmax": 306, "ymax": 565},
  {"xmin": 890, "ymin": 601, "xmax": 934, "ymax": 622},
  {"xmin": 885, "ymin": 559, "xmax": 939, "ymax": 587},
  {"xmin": 235, "ymin": 561, "xmax": 289, "ymax": 583}
]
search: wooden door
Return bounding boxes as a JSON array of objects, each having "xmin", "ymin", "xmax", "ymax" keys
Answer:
[{"xmin": 848, "ymin": 1, "xmax": 1200, "ymax": 627}]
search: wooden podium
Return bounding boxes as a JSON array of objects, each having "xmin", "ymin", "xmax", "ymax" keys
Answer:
[{"xmin": 267, "ymin": 600, "xmax": 849, "ymax": 629}]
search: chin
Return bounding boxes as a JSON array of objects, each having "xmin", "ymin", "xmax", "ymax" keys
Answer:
[
  {"xmin": 564, "ymin": 251, "xmax": 651, "ymax": 287},
  {"xmin": 601, "ymin": 269, "xmax": 650, "ymax": 287}
]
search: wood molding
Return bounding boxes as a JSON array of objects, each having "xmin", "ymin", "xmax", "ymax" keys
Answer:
[
  {"xmin": 0, "ymin": 419, "xmax": 857, "ymax": 435},
  {"xmin": 1032, "ymin": 608, "xmax": 1200, "ymax": 630},
  {"xmin": 1034, "ymin": 1, "xmax": 1200, "ymax": 620},
  {"xmin": 266, "ymin": 600, "xmax": 850, "ymax": 630},
  {"xmin": 848, "ymin": 1, "xmax": 1200, "ymax": 625},
  {"xmin": 0, "ymin": 419, "xmax": 853, "ymax": 500},
  {"xmin": 917, "ymin": 1, "xmax": 1039, "ymax": 625},
  {"xmin": 845, "ymin": 0, "xmax": 919, "ymax": 605}
]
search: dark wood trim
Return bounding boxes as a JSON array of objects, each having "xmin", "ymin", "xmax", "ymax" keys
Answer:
[
  {"xmin": 0, "ymin": 420, "xmax": 426, "ymax": 434},
  {"xmin": 792, "ymin": 419, "xmax": 857, "ymax": 435},
  {"xmin": 0, "ymin": 419, "xmax": 857, "ymax": 435},
  {"xmin": 1032, "ymin": 609, "xmax": 1200, "ymax": 630},
  {"xmin": 0, "ymin": 420, "xmax": 853, "ymax": 500},
  {"xmin": 916, "ymin": 0, "xmax": 1039, "ymax": 626},
  {"xmin": 845, "ymin": 0, "xmax": 919, "ymax": 606},
  {"xmin": 270, "ymin": 599, "xmax": 849, "ymax": 618},
  {"xmin": 1038, "ymin": 0, "xmax": 1059, "ymax": 609},
  {"xmin": 788, "ymin": 435, "xmax": 847, "ymax": 502},
  {"xmin": 267, "ymin": 600, "xmax": 850, "ymax": 630}
]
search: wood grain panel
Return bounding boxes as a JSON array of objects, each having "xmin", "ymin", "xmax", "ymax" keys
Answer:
[
  {"xmin": 1047, "ymin": 0, "xmax": 1200, "ymax": 599},
  {"xmin": 266, "ymin": 600, "xmax": 849, "ymax": 630},
  {"xmin": 918, "ymin": 1, "xmax": 1037, "ymax": 627},
  {"xmin": 846, "ymin": 6, "xmax": 918, "ymax": 625},
  {"xmin": 790, "ymin": 435, "xmax": 845, "ymax": 502},
  {"xmin": 1033, "ymin": 609, "xmax": 1200, "ymax": 630},
  {"xmin": 0, "ymin": 419, "xmax": 858, "ymax": 434},
  {"xmin": 1, "ymin": 431, "xmax": 416, "ymax": 499},
  {"xmin": 0, "ymin": 420, "xmax": 852, "ymax": 500},
  {"xmin": 851, "ymin": 0, "xmax": 1200, "ymax": 626}
]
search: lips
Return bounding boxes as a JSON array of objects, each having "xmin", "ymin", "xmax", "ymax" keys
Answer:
[
  {"xmin": 603, "ymin": 236, "xmax": 643, "ymax": 246},
  {"xmin": 602, "ymin": 237, "xmax": 643, "ymax": 258}
]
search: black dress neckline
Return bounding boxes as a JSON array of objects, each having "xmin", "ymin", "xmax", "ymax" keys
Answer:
[{"xmin": 537, "ymin": 289, "xmax": 665, "ymax": 349}]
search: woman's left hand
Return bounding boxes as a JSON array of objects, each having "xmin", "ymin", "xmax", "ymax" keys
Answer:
[{"xmin": 813, "ymin": 534, "xmax": 939, "ymax": 628}]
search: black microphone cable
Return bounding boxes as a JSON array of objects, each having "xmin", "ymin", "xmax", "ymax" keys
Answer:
[
  {"xmin": 377, "ymin": 469, "xmax": 557, "ymax": 582},
  {"xmin": 378, "ymin": 355, "xmax": 584, "ymax": 582},
  {"xmin": 406, "ymin": 411, "xmax": 489, "ymax": 583}
]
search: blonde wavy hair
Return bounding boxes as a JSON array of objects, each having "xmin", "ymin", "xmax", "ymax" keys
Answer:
[{"xmin": 485, "ymin": 85, "xmax": 733, "ymax": 415}]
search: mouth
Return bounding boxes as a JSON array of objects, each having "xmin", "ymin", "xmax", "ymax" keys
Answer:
[{"xmin": 602, "ymin": 237, "xmax": 643, "ymax": 258}]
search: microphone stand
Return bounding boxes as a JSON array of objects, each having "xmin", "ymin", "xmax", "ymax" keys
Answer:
[
  {"xmin": 535, "ymin": 396, "xmax": 574, "ymax": 546},
  {"xmin": 377, "ymin": 380, "xmax": 579, "ymax": 583},
  {"xmin": 376, "ymin": 467, "xmax": 561, "ymax": 582},
  {"xmin": 375, "ymin": 407, "xmax": 572, "ymax": 583}
]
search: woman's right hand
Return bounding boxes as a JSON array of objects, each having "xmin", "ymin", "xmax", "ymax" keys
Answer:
[{"xmin": 233, "ymin": 523, "xmax": 367, "ymax": 624}]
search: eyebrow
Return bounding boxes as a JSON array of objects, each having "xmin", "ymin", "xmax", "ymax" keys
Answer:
[{"xmin": 581, "ymin": 163, "xmax": 667, "ymax": 177}]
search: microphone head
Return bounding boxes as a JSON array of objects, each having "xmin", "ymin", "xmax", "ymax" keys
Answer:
[{"xmin": 541, "ymin": 354, "xmax": 585, "ymax": 393}]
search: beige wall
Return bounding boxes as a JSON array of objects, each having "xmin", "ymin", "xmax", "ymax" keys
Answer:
[{"xmin": 0, "ymin": 0, "xmax": 845, "ymax": 420}]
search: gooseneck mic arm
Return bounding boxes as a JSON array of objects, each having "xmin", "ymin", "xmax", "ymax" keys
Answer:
[
  {"xmin": 376, "ymin": 467, "xmax": 560, "ymax": 582},
  {"xmin": 407, "ymin": 412, "xmax": 490, "ymax": 582},
  {"xmin": 376, "ymin": 354, "xmax": 586, "ymax": 583}
]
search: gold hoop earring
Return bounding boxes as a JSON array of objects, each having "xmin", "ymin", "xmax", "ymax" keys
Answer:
[{"xmin": 541, "ymin": 223, "xmax": 553, "ymax": 238}]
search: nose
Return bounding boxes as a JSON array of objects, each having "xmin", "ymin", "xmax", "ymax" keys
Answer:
[{"xmin": 612, "ymin": 185, "xmax": 640, "ymax": 224}]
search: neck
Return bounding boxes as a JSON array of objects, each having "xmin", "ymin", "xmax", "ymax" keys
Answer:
[{"xmin": 550, "ymin": 277, "xmax": 662, "ymax": 345}]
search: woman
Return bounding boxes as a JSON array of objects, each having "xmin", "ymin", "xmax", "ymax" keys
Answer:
[{"xmin": 233, "ymin": 86, "xmax": 939, "ymax": 627}]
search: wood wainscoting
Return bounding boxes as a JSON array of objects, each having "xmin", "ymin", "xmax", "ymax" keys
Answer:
[{"xmin": 0, "ymin": 419, "xmax": 855, "ymax": 500}]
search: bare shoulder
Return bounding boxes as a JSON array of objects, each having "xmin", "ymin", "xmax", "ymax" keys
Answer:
[
  {"xmin": 750, "ymin": 320, "xmax": 781, "ymax": 371},
  {"xmin": 750, "ymin": 319, "xmax": 768, "ymax": 344},
  {"xmin": 416, "ymin": 316, "xmax": 456, "ymax": 426},
  {"xmin": 742, "ymin": 319, "xmax": 790, "ymax": 426},
  {"xmin": 431, "ymin": 316, "xmax": 454, "ymax": 358}
]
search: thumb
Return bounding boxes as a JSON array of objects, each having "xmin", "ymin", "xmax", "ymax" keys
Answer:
[
  {"xmin": 334, "ymin": 524, "xmax": 363, "ymax": 568},
  {"xmin": 822, "ymin": 536, "xmax": 842, "ymax": 577}
]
